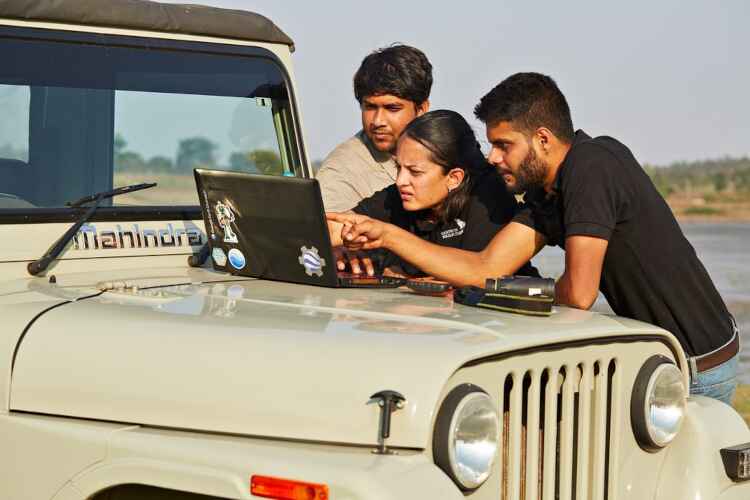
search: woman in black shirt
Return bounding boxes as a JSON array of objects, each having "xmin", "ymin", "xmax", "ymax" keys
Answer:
[{"xmin": 330, "ymin": 110, "xmax": 536, "ymax": 277}]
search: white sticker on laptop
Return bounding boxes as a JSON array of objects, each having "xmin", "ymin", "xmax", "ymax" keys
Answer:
[
  {"xmin": 212, "ymin": 247, "xmax": 227, "ymax": 267},
  {"xmin": 299, "ymin": 246, "xmax": 325, "ymax": 277},
  {"xmin": 228, "ymin": 248, "xmax": 246, "ymax": 270},
  {"xmin": 214, "ymin": 200, "xmax": 238, "ymax": 244}
]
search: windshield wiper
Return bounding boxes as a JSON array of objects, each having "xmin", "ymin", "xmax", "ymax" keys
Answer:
[{"xmin": 27, "ymin": 183, "xmax": 157, "ymax": 276}]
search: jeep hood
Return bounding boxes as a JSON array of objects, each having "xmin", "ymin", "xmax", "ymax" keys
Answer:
[{"xmin": 10, "ymin": 272, "xmax": 672, "ymax": 449}]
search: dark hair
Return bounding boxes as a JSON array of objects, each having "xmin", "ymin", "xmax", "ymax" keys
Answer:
[
  {"xmin": 474, "ymin": 72, "xmax": 574, "ymax": 143},
  {"xmin": 353, "ymin": 44, "xmax": 432, "ymax": 105},
  {"xmin": 401, "ymin": 110, "xmax": 489, "ymax": 224}
]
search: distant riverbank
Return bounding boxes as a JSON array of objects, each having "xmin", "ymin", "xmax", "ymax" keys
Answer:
[
  {"xmin": 670, "ymin": 198, "xmax": 750, "ymax": 223},
  {"xmin": 643, "ymin": 155, "xmax": 750, "ymax": 222}
]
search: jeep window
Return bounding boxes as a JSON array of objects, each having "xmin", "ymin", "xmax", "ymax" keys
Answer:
[
  {"xmin": 0, "ymin": 84, "xmax": 29, "ymax": 162},
  {"xmin": 0, "ymin": 29, "xmax": 302, "ymax": 212}
]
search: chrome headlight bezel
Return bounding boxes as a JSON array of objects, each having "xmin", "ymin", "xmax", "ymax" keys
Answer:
[
  {"xmin": 630, "ymin": 355, "xmax": 687, "ymax": 452},
  {"xmin": 433, "ymin": 384, "xmax": 499, "ymax": 491}
]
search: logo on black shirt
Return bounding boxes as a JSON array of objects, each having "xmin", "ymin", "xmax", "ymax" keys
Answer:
[{"xmin": 440, "ymin": 218, "xmax": 466, "ymax": 240}]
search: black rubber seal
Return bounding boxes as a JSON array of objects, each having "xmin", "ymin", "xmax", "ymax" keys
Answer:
[{"xmin": 630, "ymin": 354, "xmax": 675, "ymax": 453}]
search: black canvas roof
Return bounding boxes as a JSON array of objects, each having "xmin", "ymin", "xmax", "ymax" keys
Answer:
[{"xmin": 0, "ymin": 0, "xmax": 294, "ymax": 50}]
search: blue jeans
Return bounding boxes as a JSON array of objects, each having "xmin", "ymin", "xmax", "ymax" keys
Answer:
[{"xmin": 689, "ymin": 353, "xmax": 739, "ymax": 406}]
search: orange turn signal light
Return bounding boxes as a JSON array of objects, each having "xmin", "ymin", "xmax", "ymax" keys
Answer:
[{"xmin": 250, "ymin": 475, "xmax": 329, "ymax": 500}]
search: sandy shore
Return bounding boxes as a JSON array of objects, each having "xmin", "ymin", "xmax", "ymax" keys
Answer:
[{"xmin": 670, "ymin": 199, "xmax": 750, "ymax": 223}]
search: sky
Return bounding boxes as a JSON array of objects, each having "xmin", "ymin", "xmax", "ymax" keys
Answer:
[{"xmin": 160, "ymin": 0, "xmax": 750, "ymax": 166}]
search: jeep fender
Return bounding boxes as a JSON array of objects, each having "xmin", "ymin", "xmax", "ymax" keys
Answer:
[{"xmin": 655, "ymin": 395, "xmax": 750, "ymax": 500}]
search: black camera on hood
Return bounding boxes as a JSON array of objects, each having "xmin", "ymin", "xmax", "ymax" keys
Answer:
[
  {"xmin": 485, "ymin": 275, "xmax": 556, "ymax": 298},
  {"xmin": 454, "ymin": 275, "xmax": 556, "ymax": 316}
]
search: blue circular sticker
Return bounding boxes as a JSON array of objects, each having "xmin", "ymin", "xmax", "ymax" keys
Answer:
[{"xmin": 228, "ymin": 248, "xmax": 246, "ymax": 270}]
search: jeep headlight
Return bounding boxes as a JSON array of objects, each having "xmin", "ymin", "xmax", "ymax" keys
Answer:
[
  {"xmin": 631, "ymin": 355, "xmax": 686, "ymax": 452},
  {"xmin": 433, "ymin": 384, "xmax": 499, "ymax": 491}
]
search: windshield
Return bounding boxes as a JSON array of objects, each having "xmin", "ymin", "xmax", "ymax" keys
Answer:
[{"xmin": 0, "ymin": 28, "xmax": 302, "ymax": 211}]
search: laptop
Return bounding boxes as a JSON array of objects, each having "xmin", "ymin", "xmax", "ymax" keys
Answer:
[{"xmin": 194, "ymin": 168, "xmax": 405, "ymax": 288}]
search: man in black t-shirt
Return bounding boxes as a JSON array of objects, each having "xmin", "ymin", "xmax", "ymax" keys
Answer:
[{"xmin": 336, "ymin": 73, "xmax": 738, "ymax": 404}]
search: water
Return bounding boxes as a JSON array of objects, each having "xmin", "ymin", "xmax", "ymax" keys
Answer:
[{"xmin": 532, "ymin": 222, "xmax": 750, "ymax": 383}]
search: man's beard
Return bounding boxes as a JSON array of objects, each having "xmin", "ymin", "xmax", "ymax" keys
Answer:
[{"xmin": 508, "ymin": 147, "xmax": 547, "ymax": 194}]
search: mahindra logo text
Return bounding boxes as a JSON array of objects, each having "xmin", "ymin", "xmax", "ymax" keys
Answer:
[{"xmin": 73, "ymin": 223, "xmax": 203, "ymax": 250}]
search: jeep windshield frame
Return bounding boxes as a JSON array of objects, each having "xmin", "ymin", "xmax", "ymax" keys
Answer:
[{"xmin": 0, "ymin": 24, "xmax": 308, "ymax": 224}]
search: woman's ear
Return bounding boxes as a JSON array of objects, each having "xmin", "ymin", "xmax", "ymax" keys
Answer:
[{"xmin": 446, "ymin": 167, "xmax": 465, "ymax": 192}]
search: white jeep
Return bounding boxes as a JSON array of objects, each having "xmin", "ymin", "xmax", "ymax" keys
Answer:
[{"xmin": 1, "ymin": 1, "xmax": 749, "ymax": 499}]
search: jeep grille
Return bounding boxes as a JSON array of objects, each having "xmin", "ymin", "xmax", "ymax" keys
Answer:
[{"xmin": 498, "ymin": 355, "xmax": 621, "ymax": 500}]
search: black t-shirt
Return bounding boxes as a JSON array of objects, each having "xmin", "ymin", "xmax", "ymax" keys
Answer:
[
  {"xmin": 354, "ymin": 168, "xmax": 538, "ymax": 277},
  {"xmin": 514, "ymin": 130, "xmax": 732, "ymax": 356}
]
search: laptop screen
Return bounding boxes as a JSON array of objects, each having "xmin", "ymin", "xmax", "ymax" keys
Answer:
[{"xmin": 194, "ymin": 168, "xmax": 340, "ymax": 287}]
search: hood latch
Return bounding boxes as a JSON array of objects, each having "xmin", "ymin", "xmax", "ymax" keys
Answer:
[{"xmin": 368, "ymin": 390, "xmax": 406, "ymax": 455}]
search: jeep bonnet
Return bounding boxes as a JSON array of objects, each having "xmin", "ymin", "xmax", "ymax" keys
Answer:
[{"xmin": 0, "ymin": 0, "xmax": 295, "ymax": 50}]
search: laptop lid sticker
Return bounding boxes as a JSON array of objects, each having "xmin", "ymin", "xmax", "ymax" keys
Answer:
[
  {"xmin": 215, "ymin": 201, "xmax": 239, "ymax": 244},
  {"xmin": 212, "ymin": 247, "xmax": 228, "ymax": 267},
  {"xmin": 299, "ymin": 246, "xmax": 326, "ymax": 277},
  {"xmin": 228, "ymin": 248, "xmax": 246, "ymax": 270}
]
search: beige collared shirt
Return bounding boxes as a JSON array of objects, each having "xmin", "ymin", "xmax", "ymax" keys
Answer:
[{"xmin": 315, "ymin": 130, "xmax": 397, "ymax": 212}]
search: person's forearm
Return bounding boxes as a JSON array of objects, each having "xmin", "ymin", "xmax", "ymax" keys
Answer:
[
  {"xmin": 555, "ymin": 235, "xmax": 608, "ymax": 310},
  {"xmin": 555, "ymin": 271, "xmax": 597, "ymax": 310},
  {"xmin": 381, "ymin": 226, "xmax": 510, "ymax": 287}
]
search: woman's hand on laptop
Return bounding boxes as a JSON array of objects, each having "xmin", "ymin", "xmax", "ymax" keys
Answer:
[{"xmin": 333, "ymin": 247, "xmax": 376, "ymax": 276}]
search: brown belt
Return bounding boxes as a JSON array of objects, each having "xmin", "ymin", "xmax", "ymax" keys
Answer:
[{"xmin": 691, "ymin": 325, "xmax": 740, "ymax": 373}]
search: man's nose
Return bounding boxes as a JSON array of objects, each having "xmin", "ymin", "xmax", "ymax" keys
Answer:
[
  {"xmin": 487, "ymin": 147, "xmax": 504, "ymax": 166},
  {"xmin": 372, "ymin": 108, "xmax": 386, "ymax": 127}
]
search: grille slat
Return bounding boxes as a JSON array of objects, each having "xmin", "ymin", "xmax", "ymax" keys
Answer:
[
  {"xmin": 524, "ymin": 371, "xmax": 542, "ymax": 500},
  {"xmin": 591, "ymin": 360, "xmax": 609, "ymax": 499},
  {"xmin": 559, "ymin": 364, "xmax": 576, "ymax": 500},
  {"xmin": 542, "ymin": 368, "xmax": 560, "ymax": 500},
  {"xmin": 607, "ymin": 362, "xmax": 622, "ymax": 500},
  {"xmin": 508, "ymin": 373, "xmax": 525, "ymax": 500},
  {"xmin": 498, "ymin": 353, "xmax": 622, "ymax": 500},
  {"xmin": 576, "ymin": 363, "xmax": 594, "ymax": 500},
  {"xmin": 498, "ymin": 376, "xmax": 507, "ymax": 500}
]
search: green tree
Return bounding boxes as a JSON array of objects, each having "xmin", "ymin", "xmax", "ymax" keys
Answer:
[
  {"xmin": 116, "ymin": 151, "xmax": 146, "ymax": 171},
  {"xmin": 176, "ymin": 137, "xmax": 217, "ymax": 171},
  {"xmin": 146, "ymin": 155, "xmax": 174, "ymax": 172},
  {"xmin": 229, "ymin": 152, "xmax": 255, "ymax": 172},
  {"xmin": 736, "ymin": 168, "xmax": 750, "ymax": 192},
  {"xmin": 248, "ymin": 149, "xmax": 283, "ymax": 176},
  {"xmin": 712, "ymin": 172, "xmax": 727, "ymax": 192},
  {"xmin": 113, "ymin": 133, "xmax": 146, "ymax": 171},
  {"xmin": 113, "ymin": 133, "xmax": 127, "ymax": 157}
]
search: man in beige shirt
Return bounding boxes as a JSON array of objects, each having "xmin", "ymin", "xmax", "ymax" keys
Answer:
[{"xmin": 316, "ymin": 44, "xmax": 432, "ymax": 212}]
